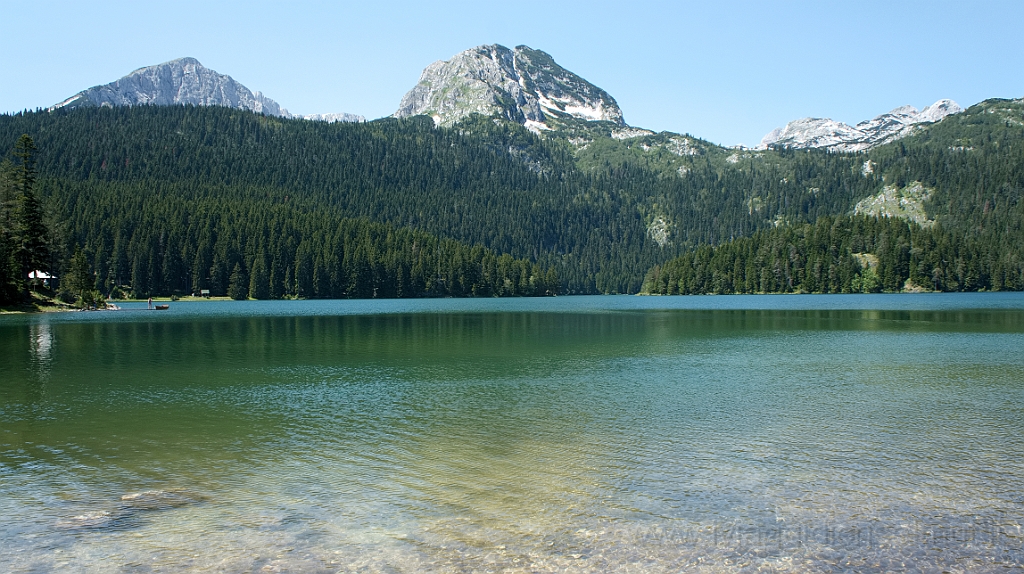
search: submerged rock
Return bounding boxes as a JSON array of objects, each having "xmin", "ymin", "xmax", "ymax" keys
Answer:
[
  {"xmin": 55, "ymin": 510, "xmax": 119, "ymax": 530},
  {"xmin": 55, "ymin": 489, "xmax": 206, "ymax": 530},
  {"xmin": 120, "ymin": 489, "xmax": 206, "ymax": 510}
]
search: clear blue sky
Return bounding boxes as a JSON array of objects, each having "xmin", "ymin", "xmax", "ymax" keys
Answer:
[{"xmin": 3, "ymin": 0, "xmax": 1022, "ymax": 146}]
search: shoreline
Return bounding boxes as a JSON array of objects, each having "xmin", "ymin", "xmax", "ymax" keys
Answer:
[
  {"xmin": 0, "ymin": 295, "xmax": 233, "ymax": 314},
  {"xmin": 1, "ymin": 290, "xmax": 1012, "ymax": 315}
]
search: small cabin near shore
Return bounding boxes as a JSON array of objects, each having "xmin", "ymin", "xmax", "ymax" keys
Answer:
[{"xmin": 28, "ymin": 270, "xmax": 54, "ymax": 288}]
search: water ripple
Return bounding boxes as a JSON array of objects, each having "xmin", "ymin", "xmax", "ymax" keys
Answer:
[{"xmin": 2, "ymin": 301, "xmax": 1024, "ymax": 571}]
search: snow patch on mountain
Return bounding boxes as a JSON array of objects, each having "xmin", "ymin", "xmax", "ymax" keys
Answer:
[
  {"xmin": 302, "ymin": 112, "xmax": 365, "ymax": 123},
  {"xmin": 394, "ymin": 44, "xmax": 625, "ymax": 128},
  {"xmin": 760, "ymin": 99, "xmax": 962, "ymax": 152},
  {"xmin": 916, "ymin": 99, "xmax": 961, "ymax": 123},
  {"xmin": 524, "ymin": 119, "xmax": 552, "ymax": 134}
]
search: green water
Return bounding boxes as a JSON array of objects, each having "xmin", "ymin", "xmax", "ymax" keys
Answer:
[{"xmin": 2, "ymin": 294, "xmax": 1024, "ymax": 572}]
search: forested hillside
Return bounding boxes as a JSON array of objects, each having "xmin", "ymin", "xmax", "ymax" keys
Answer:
[
  {"xmin": 642, "ymin": 215, "xmax": 1022, "ymax": 295},
  {"xmin": 1, "ymin": 97, "xmax": 1022, "ymax": 301},
  {"xmin": 643, "ymin": 98, "xmax": 1024, "ymax": 294},
  {"xmin": 0, "ymin": 106, "xmax": 879, "ymax": 297},
  {"xmin": 1, "ymin": 107, "xmax": 663, "ymax": 296}
]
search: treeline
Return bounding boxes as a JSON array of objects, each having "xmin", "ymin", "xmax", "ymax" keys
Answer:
[
  {"xmin": 642, "ymin": 215, "xmax": 1024, "ymax": 295},
  {"xmin": 2, "ymin": 100, "xmax": 1024, "ymax": 297},
  {"xmin": 0, "ymin": 106, "xmax": 672, "ymax": 294},
  {"xmin": 0, "ymin": 106, "xmax": 887, "ymax": 294},
  {"xmin": 1, "ymin": 138, "xmax": 558, "ymax": 302},
  {"xmin": 58, "ymin": 189, "xmax": 558, "ymax": 300},
  {"xmin": 59, "ymin": 181, "xmax": 561, "ymax": 299}
]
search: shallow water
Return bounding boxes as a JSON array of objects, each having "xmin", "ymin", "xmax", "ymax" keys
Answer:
[{"xmin": 2, "ymin": 294, "xmax": 1024, "ymax": 572}]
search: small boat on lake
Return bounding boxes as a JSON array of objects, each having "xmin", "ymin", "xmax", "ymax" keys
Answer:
[{"xmin": 154, "ymin": 304, "xmax": 169, "ymax": 310}]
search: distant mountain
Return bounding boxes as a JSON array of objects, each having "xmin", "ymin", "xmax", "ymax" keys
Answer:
[
  {"xmin": 394, "ymin": 44, "xmax": 624, "ymax": 130},
  {"xmin": 52, "ymin": 57, "xmax": 291, "ymax": 116},
  {"xmin": 301, "ymin": 112, "xmax": 365, "ymax": 123},
  {"xmin": 759, "ymin": 99, "xmax": 962, "ymax": 152},
  {"xmin": 51, "ymin": 57, "xmax": 362, "ymax": 123}
]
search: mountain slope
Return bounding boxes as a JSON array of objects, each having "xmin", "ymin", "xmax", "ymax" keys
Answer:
[
  {"xmin": 53, "ymin": 57, "xmax": 292, "ymax": 117},
  {"xmin": 301, "ymin": 112, "xmax": 365, "ymax": 123},
  {"xmin": 760, "ymin": 99, "xmax": 962, "ymax": 151},
  {"xmin": 52, "ymin": 57, "xmax": 363, "ymax": 122},
  {"xmin": 3, "ymin": 94, "xmax": 1021, "ymax": 299},
  {"xmin": 394, "ymin": 44, "xmax": 623, "ymax": 129},
  {"xmin": 1, "ymin": 105, "xmax": 875, "ymax": 296},
  {"xmin": 644, "ymin": 97, "xmax": 1024, "ymax": 295},
  {"xmin": 6, "ymin": 47, "xmax": 1022, "ymax": 299}
]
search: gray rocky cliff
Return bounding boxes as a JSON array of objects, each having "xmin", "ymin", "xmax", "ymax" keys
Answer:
[
  {"xmin": 53, "ymin": 57, "xmax": 291, "ymax": 116},
  {"xmin": 394, "ymin": 44, "xmax": 624, "ymax": 129},
  {"xmin": 52, "ymin": 57, "xmax": 364, "ymax": 123},
  {"xmin": 301, "ymin": 112, "xmax": 366, "ymax": 123}
]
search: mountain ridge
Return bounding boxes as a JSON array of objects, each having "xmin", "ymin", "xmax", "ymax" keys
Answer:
[
  {"xmin": 759, "ymin": 99, "xmax": 962, "ymax": 152},
  {"xmin": 52, "ymin": 57, "xmax": 364, "ymax": 123},
  {"xmin": 3, "ymin": 94, "xmax": 1022, "ymax": 299},
  {"xmin": 45, "ymin": 50, "xmax": 974, "ymax": 147}
]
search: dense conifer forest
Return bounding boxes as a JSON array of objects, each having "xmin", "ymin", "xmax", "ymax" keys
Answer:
[
  {"xmin": 644, "ymin": 98, "xmax": 1024, "ymax": 294},
  {"xmin": 1, "ymin": 97, "xmax": 1022, "ymax": 304},
  {"xmin": 642, "ymin": 215, "xmax": 1022, "ymax": 295}
]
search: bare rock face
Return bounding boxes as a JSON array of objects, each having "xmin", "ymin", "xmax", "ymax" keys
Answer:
[
  {"xmin": 52, "ymin": 58, "xmax": 364, "ymax": 123},
  {"xmin": 760, "ymin": 99, "xmax": 962, "ymax": 152},
  {"xmin": 854, "ymin": 181, "xmax": 935, "ymax": 227},
  {"xmin": 53, "ymin": 57, "xmax": 291, "ymax": 117},
  {"xmin": 301, "ymin": 112, "xmax": 366, "ymax": 123},
  {"xmin": 759, "ymin": 118, "xmax": 866, "ymax": 151},
  {"xmin": 394, "ymin": 44, "xmax": 624, "ymax": 129}
]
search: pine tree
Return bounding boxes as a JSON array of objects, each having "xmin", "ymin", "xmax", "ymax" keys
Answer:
[
  {"xmin": 249, "ymin": 253, "xmax": 269, "ymax": 299},
  {"xmin": 227, "ymin": 263, "xmax": 248, "ymax": 300},
  {"xmin": 0, "ymin": 160, "xmax": 18, "ymax": 303},
  {"xmin": 12, "ymin": 135, "xmax": 49, "ymax": 294},
  {"xmin": 67, "ymin": 245, "xmax": 95, "ymax": 306}
]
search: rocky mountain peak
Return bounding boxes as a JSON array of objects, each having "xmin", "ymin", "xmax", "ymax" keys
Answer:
[
  {"xmin": 759, "ymin": 99, "xmax": 963, "ymax": 152},
  {"xmin": 51, "ymin": 57, "xmax": 364, "ymax": 123},
  {"xmin": 301, "ymin": 112, "xmax": 366, "ymax": 123},
  {"xmin": 52, "ymin": 57, "xmax": 292, "ymax": 117},
  {"xmin": 916, "ymin": 99, "xmax": 961, "ymax": 123},
  {"xmin": 393, "ymin": 44, "xmax": 624, "ymax": 130}
]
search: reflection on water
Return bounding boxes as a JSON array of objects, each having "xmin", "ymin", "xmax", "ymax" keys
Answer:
[
  {"xmin": 1, "ymin": 296, "xmax": 1024, "ymax": 572},
  {"xmin": 29, "ymin": 322, "xmax": 52, "ymax": 378}
]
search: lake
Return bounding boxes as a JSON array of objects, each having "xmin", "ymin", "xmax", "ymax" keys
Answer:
[{"xmin": 2, "ymin": 294, "xmax": 1024, "ymax": 572}]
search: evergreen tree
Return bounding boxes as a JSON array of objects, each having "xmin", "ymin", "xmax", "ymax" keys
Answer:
[
  {"xmin": 66, "ymin": 244, "xmax": 100, "ymax": 306},
  {"xmin": 0, "ymin": 159, "xmax": 20, "ymax": 302},
  {"xmin": 249, "ymin": 252, "xmax": 269, "ymax": 299},
  {"xmin": 11, "ymin": 135, "xmax": 49, "ymax": 294},
  {"xmin": 227, "ymin": 263, "xmax": 249, "ymax": 300}
]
